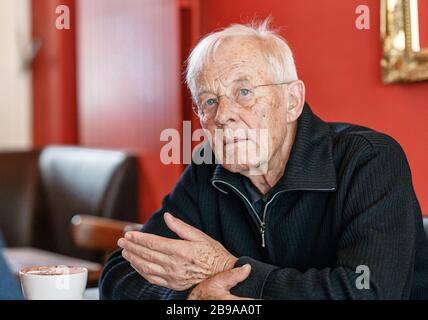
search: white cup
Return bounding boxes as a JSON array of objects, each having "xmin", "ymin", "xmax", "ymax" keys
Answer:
[{"xmin": 19, "ymin": 265, "xmax": 88, "ymax": 300}]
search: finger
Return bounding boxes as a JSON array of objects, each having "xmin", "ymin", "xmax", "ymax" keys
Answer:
[
  {"xmin": 123, "ymin": 237, "xmax": 211, "ymax": 276},
  {"xmin": 122, "ymin": 249, "xmax": 167, "ymax": 278},
  {"xmin": 124, "ymin": 250, "xmax": 205, "ymax": 291},
  {"xmin": 139, "ymin": 272, "xmax": 169, "ymax": 288},
  {"xmin": 163, "ymin": 212, "xmax": 207, "ymax": 242},
  {"xmin": 129, "ymin": 262, "xmax": 169, "ymax": 288},
  {"xmin": 118, "ymin": 238, "xmax": 170, "ymax": 266},
  {"xmin": 215, "ymin": 264, "xmax": 252, "ymax": 290},
  {"xmin": 119, "ymin": 238, "xmax": 210, "ymax": 278},
  {"xmin": 124, "ymin": 231, "xmax": 180, "ymax": 255}
]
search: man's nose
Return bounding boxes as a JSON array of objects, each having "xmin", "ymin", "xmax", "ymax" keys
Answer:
[{"xmin": 214, "ymin": 96, "xmax": 239, "ymax": 127}]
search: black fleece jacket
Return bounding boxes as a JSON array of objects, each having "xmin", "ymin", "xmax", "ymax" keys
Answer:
[{"xmin": 99, "ymin": 104, "xmax": 428, "ymax": 300}]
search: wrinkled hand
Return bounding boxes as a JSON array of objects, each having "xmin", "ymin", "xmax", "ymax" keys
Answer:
[
  {"xmin": 188, "ymin": 264, "xmax": 254, "ymax": 300},
  {"xmin": 118, "ymin": 212, "xmax": 237, "ymax": 291}
]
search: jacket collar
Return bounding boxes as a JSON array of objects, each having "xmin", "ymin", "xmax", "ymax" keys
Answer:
[{"xmin": 211, "ymin": 103, "xmax": 337, "ymax": 194}]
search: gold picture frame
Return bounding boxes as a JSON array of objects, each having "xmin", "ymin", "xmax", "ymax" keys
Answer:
[{"xmin": 381, "ymin": 0, "xmax": 428, "ymax": 83}]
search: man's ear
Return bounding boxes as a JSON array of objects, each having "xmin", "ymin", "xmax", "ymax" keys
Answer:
[{"xmin": 285, "ymin": 80, "xmax": 305, "ymax": 123}]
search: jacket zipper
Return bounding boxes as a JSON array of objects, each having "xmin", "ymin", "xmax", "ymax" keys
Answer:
[
  {"xmin": 259, "ymin": 190, "xmax": 290, "ymax": 247},
  {"xmin": 213, "ymin": 180, "xmax": 336, "ymax": 248},
  {"xmin": 213, "ymin": 181, "xmax": 287, "ymax": 248}
]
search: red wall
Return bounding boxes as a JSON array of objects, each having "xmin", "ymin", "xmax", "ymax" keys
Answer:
[
  {"xmin": 198, "ymin": 0, "xmax": 428, "ymax": 214},
  {"xmin": 77, "ymin": 0, "xmax": 183, "ymax": 222},
  {"xmin": 420, "ymin": 0, "xmax": 428, "ymax": 48},
  {"xmin": 32, "ymin": 0, "xmax": 78, "ymax": 146}
]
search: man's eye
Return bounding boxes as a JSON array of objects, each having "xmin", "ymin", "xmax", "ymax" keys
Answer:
[
  {"xmin": 206, "ymin": 98, "xmax": 217, "ymax": 106},
  {"xmin": 239, "ymin": 88, "xmax": 251, "ymax": 97}
]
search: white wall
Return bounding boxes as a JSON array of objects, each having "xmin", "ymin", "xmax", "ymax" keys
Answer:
[{"xmin": 0, "ymin": 0, "xmax": 32, "ymax": 149}]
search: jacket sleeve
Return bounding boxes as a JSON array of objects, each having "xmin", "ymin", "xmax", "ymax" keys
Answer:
[
  {"xmin": 231, "ymin": 143, "xmax": 419, "ymax": 299},
  {"xmin": 99, "ymin": 164, "xmax": 202, "ymax": 300}
]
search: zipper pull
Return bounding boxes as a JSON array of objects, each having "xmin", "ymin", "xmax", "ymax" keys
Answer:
[{"xmin": 260, "ymin": 224, "xmax": 266, "ymax": 248}]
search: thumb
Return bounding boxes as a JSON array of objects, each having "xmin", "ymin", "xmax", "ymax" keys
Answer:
[
  {"xmin": 216, "ymin": 264, "xmax": 252, "ymax": 290},
  {"xmin": 163, "ymin": 212, "xmax": 206, "ymax": 241}
]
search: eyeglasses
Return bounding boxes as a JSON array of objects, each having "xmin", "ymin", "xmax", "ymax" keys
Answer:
[{"xmin": 194, "ymin": 81, "xmax": 291, "ymax": 121}]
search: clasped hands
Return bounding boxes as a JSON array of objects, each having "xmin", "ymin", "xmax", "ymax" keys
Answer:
[{"xmin": 117, "ymin": 212, "xmax": 253, "ymax": 300}]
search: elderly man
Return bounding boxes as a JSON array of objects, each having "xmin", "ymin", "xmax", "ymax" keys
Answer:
[{"xmin": 100, "ymin": 21, "xmax": 428, "ymax": 300}]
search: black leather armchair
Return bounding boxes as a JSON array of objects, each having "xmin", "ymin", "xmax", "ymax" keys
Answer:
[
  {"xmin": 0, "ymin": 150, "xmax": 40, "ymax": 248},
  {"xmin": 0, "ymin": 146, "xmax": 139, "ymax": 262}
]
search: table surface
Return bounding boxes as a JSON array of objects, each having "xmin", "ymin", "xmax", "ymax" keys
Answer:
[{"xmin": 4, "ymin": 247, "xmax": 102, "ymax": 283}]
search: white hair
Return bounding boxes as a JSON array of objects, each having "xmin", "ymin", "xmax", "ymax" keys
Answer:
[{"xmin": 185, "ymin": 18, "xmax": 298, "ymax": 105}]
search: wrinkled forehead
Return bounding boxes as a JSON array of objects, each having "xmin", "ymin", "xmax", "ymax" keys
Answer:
[{"xmin": 197, "ymin": 37, "xmax": 273, "ymax": 91}]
